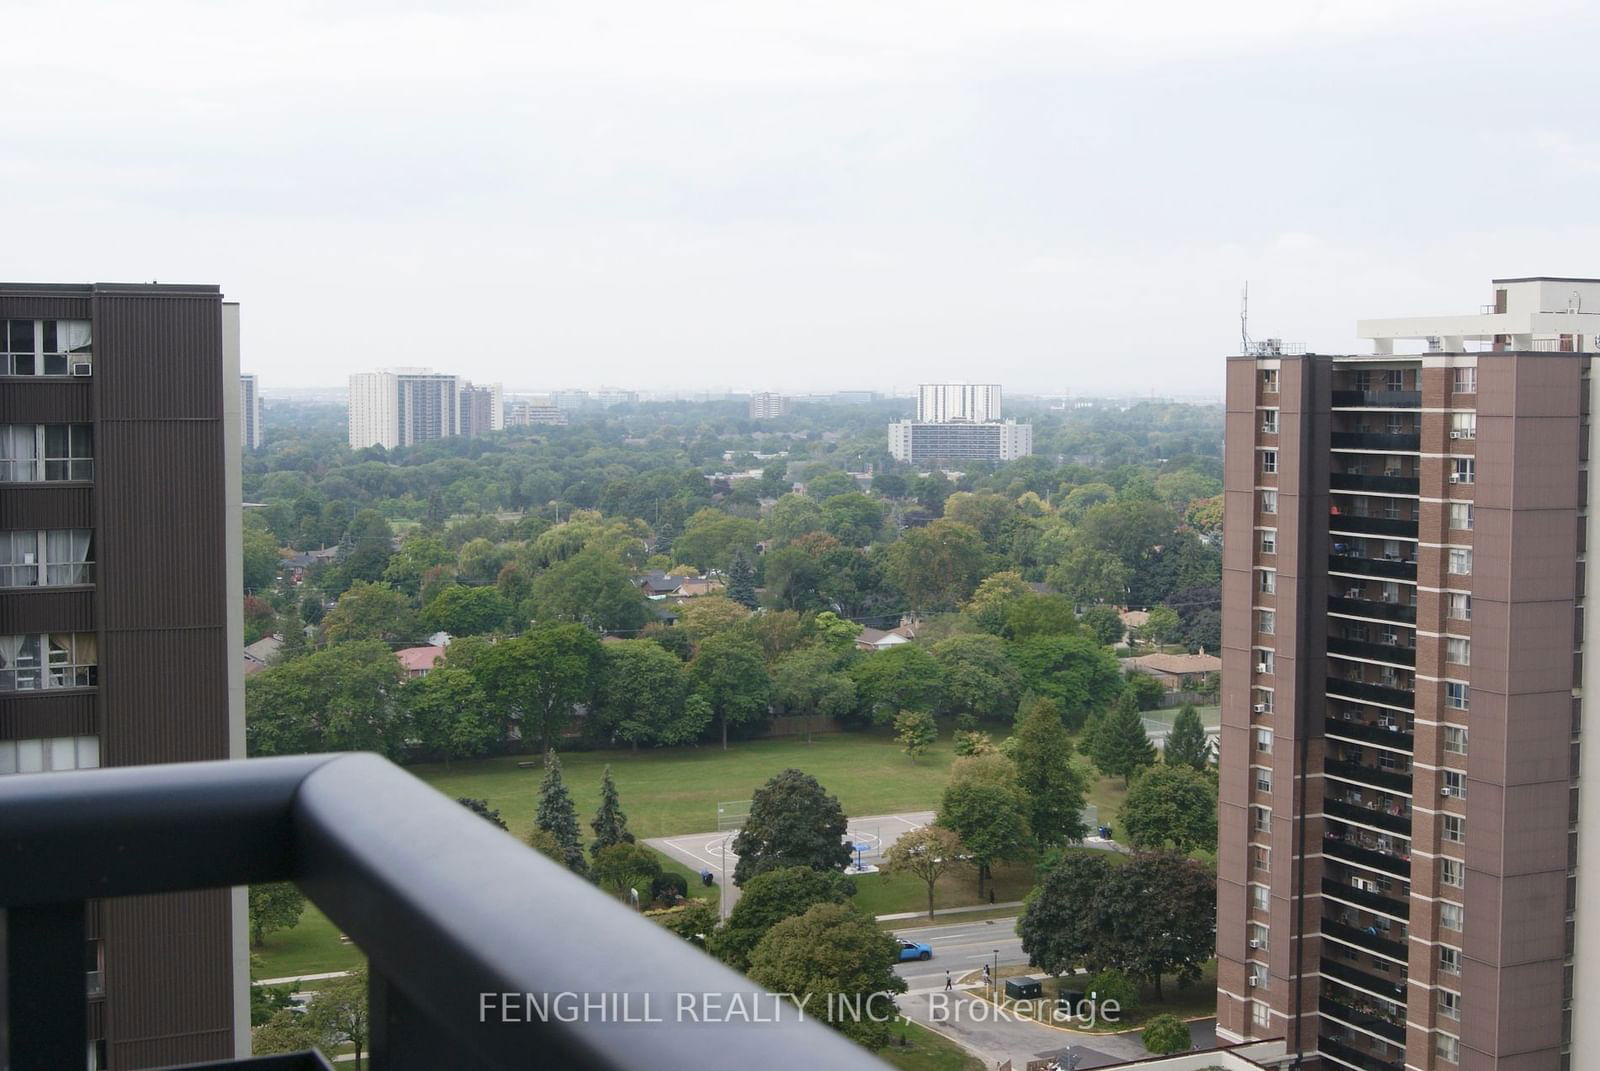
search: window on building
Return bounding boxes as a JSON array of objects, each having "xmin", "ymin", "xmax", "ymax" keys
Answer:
[
  {"xmin": 1437, "ymin": 1033, "xmax": 1461, "ymax": 1063},
  {"xmin": 1451, "ymin": 413, "xmax": 1477, "ymax": 440},
  {"xmin": 1448, "ymin": 593, "xmax": 1472, "ymax": 621},
  {"xmin": 1444, "ymin": 770, "xmax": 1467, "ymax": 799},
  {"xmin": 1255, "ymin": 767, "xmax": 1273, "ymax": 793},
  {"xmin": 1256, "ymin": 650, "xmax": 1274, "ymax": 675},
  {"xmin": 1449, "ymin": 549, "xmax": 1474, "ymax": 576},
  {"xmin": 0, "ymin": 735, "xmax": 99, "ymax": 774},
  {"xmin": 1449, "ymin": 503, "xmax": 1474, "ymax": 531},
  {"xmin": 1257, "ymin": 610, "xmax": 1275, "ymax": 635},
  {"xmin": 1252, "ymin": 846, "xmax": 1269, "ymax": 872},
  {"xmin": 1440, "ymin": 902, "xmax": 1464, "ymax": 931},
  {"xmin": 1260, "ymin": 490, "xmax": 1277, "ymax": 514},
  {"xmin": 1261, "ymin": 450, "xmax": 1278, "ymax": 475},
  {"xmin": 1443, "ymin": 815, "xmax": 1465, "ymax": 843},
  {"xmin": 0, "ymin": 633, "xmax": 98, "ymax": 692},
  {"xmin": 1249, "ymin": 923, "xmax": 1269, "ymax": 952},
  {"xmin": 1440, "ymin": 946, "xmax": 1462, "ymax": 975},
  {"xmin": 1447, "ymin": 637, "xmax": 1471, "ymax": 666},
  {"xmin": 0, "ymin": 424, "xmax": 93, "ymax": 483},
  {"xmin": 1251, "ymin": 1000, "xmax": 1271, "ymax": 1031},
  {"xmin": 1261, "ymin": 369, "xmax": 1279, "ymax": 394},
  {"xmin": 1251, "ymin": 884, "xmax": 1269, "ymax": 911},
  {"xmin": 1261, "ymin": 409, "xmax": 1279, "ymax": 434},
  {"xmin": 1441, "ymin": 858, "xmax": 1465, "ymax": 888},
  {"xmin": 1454, "ymin": 367, "xmax": 1477, "ymax": 394},
  {"xmin": 1260, "ymin": 530, "xmax": 1277, "ymax": 555},
  {"xmin": 1259, "ymin": 569, "xmax": 1276, "ymax": 595},
  {"xmin": 1254, "ymin": 688, "xmax": 1274, "ymax": 714},
  {"xmin": 1440, "ymin": 990, "xmax": 1461, "ymax": 1022},
  {"xmin": 0, "ymin": 530, "xmax": 94, "ymax": 588},
  {"xmin": 0, "ymin": 319, "xmax": 91, "ymax": 376},
  {"xmin": 1452, "ymin": 458, "xmax": 1476, "ymax": 485},
  {"xmin": 1447, "ymin": 682, "xmax": 1470, "ymax": 710},
  {"xmin": 1252, "ymin": 805, "xmax": 1271, "ymax": 833},
  {"xmin": 1255, "ymin": 728, "xmax": 1272, "ymax": 754},
  {"xmin": 1444, "ymin": 726, "xmax": 1468, "ymax": 755}
]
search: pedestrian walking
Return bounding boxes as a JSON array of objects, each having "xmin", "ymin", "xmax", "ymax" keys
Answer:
[
  {"xmin": 944, "ymin": 970, "xmax": 953, "ymax": 991},
  {"xmin": 983, "ymin": 963, "xmax": 992, "ymax": 982}
]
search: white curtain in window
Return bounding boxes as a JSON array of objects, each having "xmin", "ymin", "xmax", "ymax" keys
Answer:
[
  {"xmin": 16, "ymin": 739, "xmax": 43, "ymax": 773},
  {"xmin": 0, "ymin": 633, "xmax": 21, "ymax": 690},
  {"xmin": 48, "ymin": 737, "xmax": 76, "ymax": 771},
  {"xmin": 75, "ymin": 735, "xmax": 100, "ymax": 769},
  {"xmin": 0, "ymin": 740, "xmax": 15, "ymax": 775},
  {"xmin": 0, "ymin": 425, "xmax": 38, "ymax": 480},
  {"xmin": 58, "ymin": 320, "xmax": 91, "ymax": 353},
  {"xmin": 46, "ymin": 529, "xmax": 92, "ymax": 583}
]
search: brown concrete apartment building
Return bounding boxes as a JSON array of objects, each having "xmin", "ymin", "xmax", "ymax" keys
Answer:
[
  {"xmin": 0, "ymin": 283, "xmax": 246, "ymax": 1067},
  {"xmin": 1217, "ymin": 279, "xmax": 1600, "ymax": 1070}
]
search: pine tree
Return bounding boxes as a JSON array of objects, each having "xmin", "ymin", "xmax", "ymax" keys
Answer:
[
  {"xmin": 536, "ymin": 750, "xmax": 587, "ymax": 875},
  {"xmin": 726, "ymin": 548, "xmax": 758, "ymax": 609},
  {"xmin": 1092, "ymin": 692, "xmax": 1158, "ymax": 787},
  {"xmin": 1163, "ymin": 704, "xmax": 1211, "ymax": 771},
  {"xmin": 590, "ymin": 765, "xmax": 635, "ymax": 855},
  {"xmin": 1012, "ymin": 697, "xmax": 1089, "ymax": 844}
]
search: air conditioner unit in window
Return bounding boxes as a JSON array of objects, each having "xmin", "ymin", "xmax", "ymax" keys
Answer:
[
  {"xmin": 1253, "ymin": 703, "xmax": 1266, "ymax": 713},
  {"xmin": 1257, "ymin": 663, "xmax": 1269, "ymax": 674},
  {"xmin": 69, "ymin": 358, "xmax": 92, "ymax": 377},
  {"xmin": 1449, "ymin": 474, "xmax": 1464, "ymax": 483},
  {"xmin": 1442, "ymin": 786, "xmax": 1453, "ymax": 797},
  {"xmin": 1248, "ymin": 939, "xmax": 1262, "ymax": 949},
  {"xmin": 1247, "ymin": 976, "xmax": 1260, "ymax": 988},
  {"xmin": 1449, "ymin": 430, "xmax": 1463, "ymax": 439}
]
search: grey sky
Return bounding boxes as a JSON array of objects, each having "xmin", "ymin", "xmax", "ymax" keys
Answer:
[{"xmin": 6, "ymin": 0, "xmax": 1597, "ymax": 395}]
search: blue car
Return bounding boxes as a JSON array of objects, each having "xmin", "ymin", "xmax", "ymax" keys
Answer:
[{"xmin": 897, "ymin": 939, "xmax": 933, "ymax": 961}]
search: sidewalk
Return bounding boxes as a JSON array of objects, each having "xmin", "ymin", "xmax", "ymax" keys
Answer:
[
  {"xmin": 876, "ymin": 901, "xmax": 1024, "ymax": 923},
  {"xmin": 255, "ymin": 970, "xmax": 351, "ymax": 987}
]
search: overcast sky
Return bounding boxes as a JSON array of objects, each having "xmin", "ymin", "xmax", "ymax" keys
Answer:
[{"xmin": 6, "ymin": 0, "xmax": 1598, "ymax": 395}]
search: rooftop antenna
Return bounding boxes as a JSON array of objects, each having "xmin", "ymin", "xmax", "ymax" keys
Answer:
[{"xmin": 1241, "ymin": 282, "xmax": 1253, "ymax": 355}]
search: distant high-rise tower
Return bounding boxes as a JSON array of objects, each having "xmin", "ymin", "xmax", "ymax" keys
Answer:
[
  {"xmin": 749, "ymin": 392, "xmax": 789, "ymax": 420},
  {"xmin": 916, "ymin": 383, "xmax": 1001, "ymax": 423},
  {"xmin": 459, "ymin": 381, "xmax": 505, "ymax": 438},
  {"xmin": 890, "ymin": 383, "xmax": 1027, "ymax": 464},
  {"xmin": 347, "ymin": 369, "xmax": 462, "ymax": 449},
  {"xmin": 239, "ymin": 368, "xmax": 263, "ymax": 449},
  {"xmin": 1218, "ymin": 277, "xmax": 1600, "ymax": 1070}
]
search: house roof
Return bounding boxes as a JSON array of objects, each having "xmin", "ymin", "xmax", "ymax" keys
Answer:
[
  {"xmin": 243, "ymin": 634, "xmax": 283, "ymax": 664},
  {"xmin": 637, "ymin": 571, "xmax": 685, "ymax": 595},
  {"xmin": 856, "ymin": 627, "xmax": 911, "ymax": 649},
  {"xmin": 1120, "ymin": 609, "xmax": 1150, "ymax": 628},
  {"xmin": 396, "ymin": 645, "xmax": 447, "ymax": 673},
  {"xmin": 1126, "ymin": 652, "xmax": 1221, "ymax": 675}
]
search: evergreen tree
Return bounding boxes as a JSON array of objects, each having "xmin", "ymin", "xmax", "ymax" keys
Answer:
[
  {"xmin": 1092, "ymin": 692, "xmax": 1158, "ymax": 787},
  {"xmin": 1011, "ymin": 697, "xmax": 1090, "ymax": 844},
  {"xmin": 536, "ymin": 750, "xmax": 587, "ymax": 875},
  {"xmin": 1163, "ymin": 703, "xmax": 1212, "ymax": 771},
  {"xmin": 726, "ymin": 547, "xmax": 758, "ymax": 609},
  {"xmin": 590, "ymin": 765, "xmax": 636, "ymax": 855}
]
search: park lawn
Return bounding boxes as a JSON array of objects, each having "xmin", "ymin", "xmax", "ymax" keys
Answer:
[
  {"xmin": 878, "ymin": 1019, "xmax": 985, "ymax": 1071},
  {"xmin": 973, "ymin": 961, "xmax": 1218, "ymax": 1035},
  {"xmin": 251, "ymin": 903, "xmax": 365, "ymax": 981},
  {"xmin": 852, "ymin": 862, "xmax": 1037, "ymax": 919},
  {"xmin": 653, "ymin": 850, "xmax": 719, "ymax": 904},
  {"xmin": 409, "ymin": 729, "xmax": 968, "ymax": 842}
]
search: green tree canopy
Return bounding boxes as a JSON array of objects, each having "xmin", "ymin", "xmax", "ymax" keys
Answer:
[
  {"xmin": 1017, "ymin": 850, "xmax": 1115, "ymax": 976},
  {"xmin": 1163, "ymin": 704, "xmax": 1212, "ymax": 770},
  {"xmin": 475, "ymin": 623, "xmax": 605, "ymax": 753},
  {"xmin": 403, "ymin": 665, "xmax": 497, "ymax": 764},
  {"xmin": 419, "ymin": 584, "xmax": 514, "ymax": 636},
  {"xmin": 885, "ymin": 825, "xmax": 969, "ymax": 920},
  {"xmin": 321, "ymin": 581, "xmax": 420, "ymax": 645},
  {"xmin": 730, "ymin": 768, "xmax": 851, "ymax": 886},
  {"xmin": 590, "ymin": 765, "xmax": 636, "ymax": 855},
  {"xmin": 690, "ymin": 632, "xmax": 772, "ymax": 749},
  {"xmin": 535, "ymin": 749, "xmax": 587, "ymax": 875},
  {"xmin": 1011, "ymin": 697, "xmax": 1089, "ymax": 845},
  {"xmin": 884, "ymin": 519, "xmax": 989, "ymax": 611},
  {"xmin": 1091, "ymin": 692, "xmax": 1158, "ymax": 786},
  {"xmin": 595, "ymin": 640, "xmax": 705, "ymax": 748},
  {"xmin": 709, "ymin": 865, "xmax": 856, "ymax": 971},
  {"xmin": 1119, "ymin": 764, "xmax": 1217, "ymax": 852},
  {"xmin": 894, "ymin": 710, "xmax": 938, "ymax": 763},
  {"xmin": 932, "ymin": 633, "xmax": 1023, "ymax": 721},
  {"xmin": 530, "ymin": 546, "xmax": 651, "ymax": 633},
  {"xmin": 937, "ymin": 755, "xmax": 1032, "ymax": 891},
  {"xmin": 248, "ymin": 882, "xmax": 305, "ymax": 947},
  {"xmin": 848, "ymin": 644, "xmax": 944, "ymax": 724},
  {"xmin": 246, "ymin": 640, "xmax": 407, "ymax": 757}
]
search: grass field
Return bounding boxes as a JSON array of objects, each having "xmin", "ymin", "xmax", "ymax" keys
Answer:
[
  {"xmin": 879, "ymin": 1019, "xmax": 985, "ymax": 1071},
  {"xmin": 970, "ymin": 961, "xmax": 1218, "ymax": 1034},
  {"xmin": 852, "ymin": 862, "xmax": 1037, "ymax": 919},
  {"xmin": 251, "ymin": 903, "xmax": 366, "ymax": 980}
]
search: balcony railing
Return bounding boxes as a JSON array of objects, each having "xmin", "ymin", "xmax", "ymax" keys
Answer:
[
  {"xmin": 1323, "ymin": 836, "xmax": 1412, "ymax": 879},
  {"xmin": 1326, "ymin": 515, "xmax": 1420, "ymax": 539},
  {"xmin": 1319, "ymin": 1034, "xmax": 1405, "ymax": 1071},
  {"xmin": 1321, "ymin": 877, "xmax": 1410, "ymax": 920},
  {"xmin": 1329, "ymin": 432, "xmax": 1421, "ymax": 452},
  {"xmin": 1326, "ymin": 677, "xmax": 1414, "ymax": 708},
  {"xmin": 1327, "ymin": 555, "xmax": 1417, "ymax": 581},
  {"xmin": 0, "ymin": 754, "xmax": 886, "ymax": 1071},
  {"xmin": 1330, "ymin": 390, "xmax": 1422, "ymax": 409},
  {"xmin": 1328, "ymin": 473, "xmax": 1420, "ymax": 495},
  {"xmin": 1326, "ymin": 597, "xmax": 1417, "ymax": 625},
  {"xmin": 1318, "ymin": 995, "xmax": 1407, "ymax": 1045},
  {"xmin": 1324, "ymin": 758, "xmax": 1413, "ymax": 794},
  {"xmin": 1327, "ymin": 637, "xmax": 1416, "ymax": 668},
  {"xmin": 1321, "ymin": 918, "xmax": 1409, "ymax": 963},
  {"xmin": 1324, "ymin": 797, "xmax": 1413, "ymax": 835},
  {"xmin": 1324, "ymin": 718, "xmax": 1415, "ymax": 753},
  {"xmin": 1321, "ymin": 957, "xmax": 1408, "ymax": 1002}
]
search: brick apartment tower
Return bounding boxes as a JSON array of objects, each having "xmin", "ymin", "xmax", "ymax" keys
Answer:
[
  {"xmin": 0, "ymin": 283, "xmax": 246, "ymax": 1067},
  {"xmin": 1216, "ymin": 278, "xmax": 1600, "ymax": 1070}
]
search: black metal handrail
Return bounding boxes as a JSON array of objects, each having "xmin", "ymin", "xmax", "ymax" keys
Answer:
[
  {"xmin": 0, "ymin": 754, "xmax": 887, "ymax": 1071},
  {"xmin": 1326, "ymin": 676, "xmax": 1414, "ymax": 708},
  {"xmin": 1326, "ymin": 516, "xmax": 1420, "ymax": 539},
  {"xmin": 1324, "ymin": 797, "xmax": 1412, "ymax": 835},
  {"xmin": 1326, "ymin": 596, "xmax": 1417, "ymax": 625},
  {"xmin": 1323, "ymin": 718, "xmax": 1415, "ymax": 754},
  {"xmin": 1321, "ymin": 958, "xmax": 1407, "ymax": 1002},
  {"xmin": 1328, "ymin": 637, "xmax": 1416, "ymax": 668},
  {"xmin": 1324, "ymin": 759, "xmax": 1414, "ymax": 794},
  {"xmin": 1320, "ymin": 919, "xmax": 1409, "ymax": 963},
  {"xmin": 1330, "ymin": 390, "xmax": 1422, "ymax": 409},
  {"xmin": 1328, "ymin": 473, "xmax": 1420, "ymax": 495},
  {"xmin": 1322, "ymin": 836, "xmax": 1412, "ymax": 879},
  {"xmin": 1319, "ymin": 1034, "xmax": 1405, "ymax": 1071},
  {"xmin": 1327, "ymin": 555, "xmax": 1417, "ymax": 581},
  {"xmin": 1320, "ymin": 877, "xmax": 1410, "ymax": 920},
  {"xmin": 1329, "ymin": 432, "xmax": 1421, "ymax": 452}
]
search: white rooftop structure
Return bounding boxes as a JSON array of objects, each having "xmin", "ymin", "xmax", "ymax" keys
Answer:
[{"xmin": 1359, "ymin": 277, "xmax": 1600, "ymax": 354}]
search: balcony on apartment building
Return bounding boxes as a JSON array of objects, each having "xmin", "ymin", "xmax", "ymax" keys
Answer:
[
  {"xmin": 1325, "ymin": 675, "xmax": 1414, "ymax": 711},
  {"xmin": 1318, "ymin": 1033, "xmax": 1406, "ymax": 1071},
  {"xmin": 1324, "ymin": 757, "xmax": 1413, "ymax": 795},
  {"xmin": 0, "ymin": 754, "xmax": 888, "ymax": 1071},
  {"xmin": 1320, "ymin": 957, "xmax": 1409, "ymax": 1004},
  {"xmin": 1322, "ymin": 825, "xmax": 1412, "ymax": 879},
  {"xmin": 1327, "ymin": 553, "xmax": 1417, "ymax": 582},
  {"xmin": 1323, "ymin": 795, "xmax": 1413, "ymax": 836},
  {"xmin": 1327, "ymin": 453, "xmax": 1421, "ymax": 496},
  {"xmin": 1321, "ymin": 915, "xmax": 1410, "ymax": 963},
  {"xmin": 1327, "ymin": 637, "xmax": 1416, "ymax": 668},
  {"xmin": 1331, "ymin": 368, "xmax": 1423, "ymax": 412},
  {"xmin": 1321, "ymin": 869, "xmax": 1411, "ymax": 920},
  {"xmin": 1319, "ymin": 993, "xmax": 1407, "ymax": 1046}
]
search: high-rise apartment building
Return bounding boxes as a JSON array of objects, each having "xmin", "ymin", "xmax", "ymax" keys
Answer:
[
  {"xmin": 887, "ymin": 419, "xmax": 1032, "ymax": 464},
  {"xmin": 459, "ymin": 381, "xmax": 505, "ymax": 438},
  {"xmin": 1219, "ymin": 278, "xmax": 1600, "ymax": 1070},
  {"xmin": 0, "ymin": 282, "xmax": 246, "ymax": 1067},
  {"xmin": 749, "ymin": 392, "xmax": 789, "ymax": 419},
  {"xmin": 239, "ymin": 366, "xmax": 262, "ymax": 449},
  {"xmin": 916, "ymin": 383, "xmax": 1002, "ymax": 423},
  {"xmin": 347, "ymin": 368, "xmax": 461, "ymax": 449}
]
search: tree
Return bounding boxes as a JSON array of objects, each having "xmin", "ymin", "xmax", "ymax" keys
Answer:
[
  {"xmin": 938, "ymin": 758, "xmax": 1032, "ymax": 892},
  {"xmin": 382, "ymin": 534, "xmax": 455, "ymax": 597},
  {"xmin": 820, "ymin": 492, "xmax": 885, "ymax": 546},
  {"xmin": 1119, "ymin": 765, "xmax": 1217, "ymax": 852},
  {"xmin": 764, "ymin": 494, "xmax": 825, "ymax": 544},
  {"xmin": 1044, "ymin": 543, "xmax": 1130, "ymax": 607},
  {"xmin": 246, "ymin": 641, "xmax": 407, "ymax": 758},
  {"xmin": 747, "ymin": 903, "xmax": 907, "ymax": 1050},
  {"xmin": 305, "ymin": 967, "xmax": 370, "ymax": 1070},
  {"xmin": 943, "ymin": 491, "xmax": 1014, "ymax": 544},
  {"xmin": 1008, "ymin": 634, "xmax": 1124, "ymax": 730},
  {"xmin": 1002, "ymin": 594, "xmax": 1083, "ymax": 640},
  {"xmin": 1097, "ymin": 852, "xmax": 1216, "ymax": 1000},
  {"xmin": 1011, "ymin": 697, "xmax": 1089, "ymax": 845},
  {"xmin": 709, "ymin": 865, "xmax": 856, "ymax": 971},
  {"xmin": 404, "ymin": 666, "xmax": 497, "ymax": 764},
  {"xmin": 1164, "ymin": 704, "xmax": 1211, "ymax": 770},
  {"xmin": 1137, "ymin": 605, "xmax": 1183, "ymax": 646},
  {"xmin": 1080, "ymin": 604, "xmax": 1125, "ymax": 646},
  {"xmin": 731, "ymin": 769, "xmax": 851, "ymax": 886},
  {"xmin": 457, "ymin": 797, "xmax": 508, "ymax": 829},
  {"xmin": 242, "ymin": 524, "xmax": 282, "ymax": 593},
  {"xmin": 320, "ymin": 581, "xmax": 419, "ymax": 644},
  {"xmin": 690, "ymin": 632, "xmax": 771, "ymax": 749},
  {"xmin": 677, "ymin": 595, "xmax": 750, "ymax": 641},
  {"xmin": 419, "ymin": 585, "xmax": 513, "ymax": 636},
  {"xmin": 811, "ymin": 610, "xmax": 863, "ymax": 653},
  {"xmin": 1142, "ymin": 1014, "xmax": 1192, "ymax": 1055},
  {"xmin": 1017, "ymin": 851, "xmax": 1115, "ymax": 976},
  {"xmin": 673, "ymin": 508, "xmax": 759, "ymax": 572},
  {"xmin": 771, "ymin": 645, "xmax": 857, "ymax": 743},
  {"xmin": 884, "ymin": 519, "xmax": 989, "ymax": 610},
  {"xmin": 849, "ymin": 644, "xmax": 943, "ymax": 724},
  {"xmin": 251, "ymin": 1010, "xmax": 321, "ymax": 1056},
  {"xmin": 475, "ymin": 623, "xmax": 604, "ymax": 753},
  {"xmin": 726, "ymin": 547, "xmax": 758, "ymax": 609},
  {"xmin": 1125, "ymin": 670, "xmax": 1167, "ymax": 711},
  {"xmin": 1092, "ymin": 692, "xmax": 1158, "ymax": 786},
  {"xmin": 536, "ymin": 750, "xmax": 587, "ymax": 875},
  {"xmin": 962, "ymin": 570, "xmax": 1031, "ymax": 634},
  {"xmin": 885, "ymin": 825, "xmax": 969, "ymax": 920},
  {"xmin": 590, "ymin": 766, "xmax": 636, "ymax": 855},
  {"xmin": 251, "ymin": 983, "xmax": 298, "ymax": 1027},
  {"xmin": 894, "ymin": 710, "xmax": 937, "ymax": 763},
  {"xmin": 248, "ymin": 882, "xmax": 305, "ymax": 947},
  {"xmin": 341, "ymin": 509, "xmax": 396, "ymax": 586},
  {"xmin": 594, "ymin": 640, "xmax": 705, "ymax": 749},
  {"xmin": 953, "ymin": 730, "xmax": 996, "ymax": 756},
  {"xmin": 591, "ymin": 843, "xmax": 662, "ymax": 898},
  {"xmin": 932, "ymin": 633, "xmax": 1023, "ymax": 721},
  {"xmin": 530, "ymin": 546, "xmax": 651, "ymax": 633}
]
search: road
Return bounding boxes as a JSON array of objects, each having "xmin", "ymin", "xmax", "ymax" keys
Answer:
[{"xmin": 888, "ymin": 916, "xmax": 1216, "ymax": 1069}]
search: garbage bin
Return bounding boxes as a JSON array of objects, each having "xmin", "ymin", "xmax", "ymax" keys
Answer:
[
  {"xmin": 699, "ymin": 869, "xmax": 714, "ymax": 887},
  {"xmin": 1098, "ymin": 825, "xmax": 1113, "ymax": 840},
  {"xmin": 1058, "ymin": 989, "xmax": 1085, "ymax": 1010},
  {"xmin": 1004, "ymin": 978, "xmax": 1042, "ymax": 1000}
]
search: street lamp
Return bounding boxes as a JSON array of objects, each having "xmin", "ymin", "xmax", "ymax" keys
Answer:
[{"xmin": 993, "ymin": 949, "xmax": 999, "ymax": 998}]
